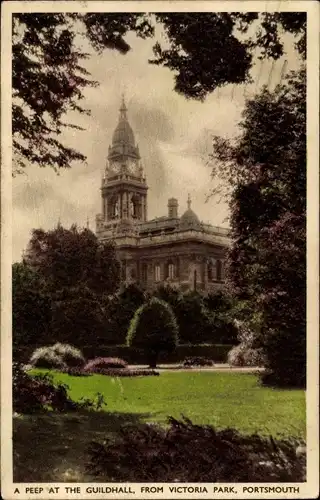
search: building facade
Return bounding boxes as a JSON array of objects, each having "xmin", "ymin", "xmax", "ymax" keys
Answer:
[{"xmin": 96, "ymin": 98, "xmax": 231, "ymax": 294}]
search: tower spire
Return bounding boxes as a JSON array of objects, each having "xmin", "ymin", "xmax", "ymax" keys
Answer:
[
  {"xmin": 187, "ymin": 193, "xmax": 191, "ymax": 209},
  {"xmin": 120, "ymin": 92, "xmax": 127, "ymax": 120}
]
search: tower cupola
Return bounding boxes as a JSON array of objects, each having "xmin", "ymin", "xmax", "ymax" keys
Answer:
[
  {"xmin": 180, "ymin": 194, "xmax": 201, "ymax": 229},
  {"xmin": 108, "ymin": 96, "xmax": 140, "ymax": 161}
]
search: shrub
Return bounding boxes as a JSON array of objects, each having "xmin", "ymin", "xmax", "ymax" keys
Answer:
[
  {"xmin": 127, "ymin": 297, "xmax": 179, "ymax": 367},
  {"xmin": 63, "ymin": 367, "xmax": 93, "ymax": 377},
  {"xmin": 13, "ymin": 363, "xmax": 77, "ymax": 413},
  {"xmin": 228, "ymin": 344, "xmax": 265, "ymax": 367},
  {"xmin": 20, "ymin": 343, "xmax": 232, "ymax": 365},
  {"xmin": 87, "ymin": 416, "xmax": 306, "ymax": 482},
  {"xmin": 51, "ymin": 343, "xmax": 85, "ymax": 368},
  {"xmin": 29, "ymin": 344, "xmax": 85, "ymax": 370},
  {"xmin": 13, "ymin": 363, "xmax": 107, "ymax": 413},
  {"xmin": 183, "ymin": 356, "xmax": 214, "ymax": 367},
  {"xmin": 84, "ymin": 368, "xmax": 159, "ymax": 377},
  {"xmin": 68, "ymin": 365, "xmax": 159, "ymax": 377},
  {"xmin": 29, "ymin": 346, "xmax": 67, "ymax": 370},
  {"xmin": 84, "ymin": 357, "xmax": 128, "ymax": 372}
]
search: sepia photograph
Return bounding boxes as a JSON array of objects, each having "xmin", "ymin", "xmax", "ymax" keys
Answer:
[{"xmin": 1, "ymin": 1, "xmax": 319, "ymax": 498}]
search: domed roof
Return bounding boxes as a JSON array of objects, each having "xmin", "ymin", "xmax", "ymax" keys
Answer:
[
  {"xmin": 109, "ymin": 97, "xmax": 139, "ymax": 159},
  {"xmin": 112, "ymin": 115, "xmax": 135, "ymax": 147},
  {"xmin": 180, "ymin": 195, "xmax": 201, "ymax": 229}
]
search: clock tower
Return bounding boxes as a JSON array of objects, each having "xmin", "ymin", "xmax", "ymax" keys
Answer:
[{"xmin": 100, "ymin": 97, "xmax": 148, "ymax": 229}]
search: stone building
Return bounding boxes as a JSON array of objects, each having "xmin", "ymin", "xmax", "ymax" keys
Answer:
[{"xmin": 96, "ymin": 98, "xmax": 231, "ymax": 294}]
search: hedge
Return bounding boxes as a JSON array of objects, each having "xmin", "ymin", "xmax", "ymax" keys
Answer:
[{"xmin": 14, "ymin": 344, "xmax": 233, "ymax": 365}]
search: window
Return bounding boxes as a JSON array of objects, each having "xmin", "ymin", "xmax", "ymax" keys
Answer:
[
  {"xmin": 168, "ymin": 263, "xmax": 175, "ymax": 279},
  {"xmin": 121, "ymin": 261, "xmax": 126, "ymax": 281},
  {"xmin": 142, "ymin": 263, "xmax": 148, "ymax": 282},
  {"xmin": 216, "ymin": 259, "xmax": 222, "ymax": 281},
  {"xmin": 208, "ymin": 259, "xmax": 217, "ymax": 281},
  {"xmin": 154, "ymin": 264, "xmax": 161, "ymax": 282}
]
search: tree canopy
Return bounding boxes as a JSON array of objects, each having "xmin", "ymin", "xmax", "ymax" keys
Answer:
[
  {"xmin": 212, "ymin": 68, "xmax": 306, "ymax": 387},
  {"xmin": 24, "ymin": 224, "xmax": 120, "ymax": 296},
  {"xmin": 12, "ymin": 12, "xmax": 306, "ymax": 174},
  {"xmin": 127, "ymin": 297, "xmax": 179, "ymax": 367}
]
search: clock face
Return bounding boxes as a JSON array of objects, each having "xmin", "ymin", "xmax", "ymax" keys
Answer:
[
  {"xmin": 111, "ymin": 161, "xmax": 121, "ymax": 173},
  {"xmin": 127, "ymin": 159, "xmax": 137, "ymax": 174}
]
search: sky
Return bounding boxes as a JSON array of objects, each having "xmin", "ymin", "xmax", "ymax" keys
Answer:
[{"xmin": 12, "ymin": 14, "xmax": 302, "ymax": 262}]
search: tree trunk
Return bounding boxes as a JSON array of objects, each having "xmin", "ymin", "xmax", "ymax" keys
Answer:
[{"xmin": 148, "ymin": 351, "xmax": 158, "ymax": 369}]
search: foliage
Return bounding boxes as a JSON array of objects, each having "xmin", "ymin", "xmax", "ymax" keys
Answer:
[
  {"xmin": 29, "ymin": 343, "xmax": 85, "ymax": 370},
  {"xmin": 174, "ymin": 291, "xmax": 212, "ymax": 344},
  {"xmin": 151, "ymin": 13, "xmax": 306, "ymax": 99},
  {"xmin": 51, "ymin": 343, "xmax": 85, "ymax": 367},
  {"xmin": 227, "ymin": 344, "xmax": 265, "ymax": 367},
  {"xmin": 84, "ymin": 357, "xmax": 128, "ymax": 371},
  {"xmin": 154, "ymin": 286, "xmax": 238, "ymax": 345},
  {"xmin": 104, "ymin": 284, "xmax": 146, "ymax": 345},
  {"xmin": 13, "ymin": 363, "xmax": 108, "ymax": 413},
  {"xmin": 12, "ymin": 262, "xmax": 52, "ymax": 349},
  {"xmin": 13, "ymin": 12, "xmax": 306, "ymax": 173},
  {"xmin": 127, "ymin": 297, "xmax": 179, "ymax": 367},
  {"xmin": 82, "ymin": 368, "xmax": 159, "ymax": 377},
  {"xmin": 18, "ymin": 225, "xmax": 120, "ymax": 349},
  {"xmin": 76, "ymin": 392, "xmax": 107, "ymax": 411},
  {"xmin": 12, "ymin": 13, "xmax": 153, "ymax": 174},
  {"xmin": 51, "ymin": 285, "xmax": 106, "ymax": 347},
  {"xmin": 82, "ymin": 13, "xmax": 154, "ymax": 53},
  {"xmin": 24, "ymin": 225, "xmax": 120, "ymax": 296},
  {"xmin": 29, "ymin": 346, "xmax": 67, "ymax": 370},
  {"xmin": 14, "ymin": 226, "xmax": 121, "ymax": 352},
  {"xmin": 13, "ymin": 342, "xmax": 233, "ymax": 366},
  {"xmin": 212, "ymin": 69, "xmax": 306, "ymax": 387},
  {"xmin": 12, "ymin": 13, "xmax": 94, "ymax": 174},
  {"xmin": 84, "ymin": 343, "xmax": 231, "ymax": 365},
  {"xmin": 13, "ymin": 363, "xmax": 77, "ymax": 413},
  {"xmin": 183, "ymin": 356, "xmax": 214, "ymax": 367},
  {"xmin": 87, "ymin": 416, "xmax": 306, "ymax": 482}
]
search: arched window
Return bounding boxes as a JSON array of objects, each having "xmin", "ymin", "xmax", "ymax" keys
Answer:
[
  {"xmin": 130, "ymin": 194, "xmax": 140, "ymax": 219},
  {"xmin": 154, "ymin": 264, "xmax": 161, "ymax": 282}
]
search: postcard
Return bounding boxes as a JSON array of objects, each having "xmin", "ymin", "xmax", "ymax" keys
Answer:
[{"xmin": 1, "ymin": 1, "xmax": 319, "ymax": 499}]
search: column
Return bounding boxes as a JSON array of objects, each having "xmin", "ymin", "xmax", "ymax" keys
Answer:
[
  {"xmin": 144, "ymin": 196, "xmax": 148, "ymax": 221},
  {"xmin": 122, "ymin": 192, "xmax": 127, "ymax": 219},
  {"xmin": 126, "ymin": 191, "xmax": 130, "ymax": 219}
]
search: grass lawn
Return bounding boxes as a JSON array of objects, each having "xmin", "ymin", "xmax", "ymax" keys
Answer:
[{"xmin": 13, "ymin": 370, "xmax": 305, "ymax": 482}]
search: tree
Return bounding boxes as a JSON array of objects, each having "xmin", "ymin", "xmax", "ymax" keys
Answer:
[
  {"xmin": 104, "ymin": 284, "xmax": 146, "ymax": 345},
  {"xmin": 12, "ymin": 13, "xmax": 152, "ymax": 174},
  {"xmin": 13, "ymin": 13, "xmax": 93, "ymax": 174},
  {"xmin": 204, "ymin": 291, "xmax": 239, "ymax": 345},
  {"xmin": 12, "ymin": 262, "xmax": 52, "ymax": 353},
  {"xmin": 127, "ymin": 298, "xmax": 179, "ymax": 368},
  {"xmin": 153, "ymin": 286, "xmax": 238, "ymax": 345},
  {"xmin": 24, "ymin": 224, "xmax": 120, "ymax": 296},
  {"xmin": 212, "ymin": 68, "xmax": 306, "ymax": 387},
  {"xmin": 51, "ymin": 285, "xmax": 106, "ymax": 348},
  {"xmin": 174, "ymin": 291, "xmax": 211, "ymax": 344},
  {"xmin": 150, "ymin": 12, "xmax": 306, "ymax": 100},
  {"xmin": 13, "ymin": 12, "xmax": 306, "ymax": 173}
]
